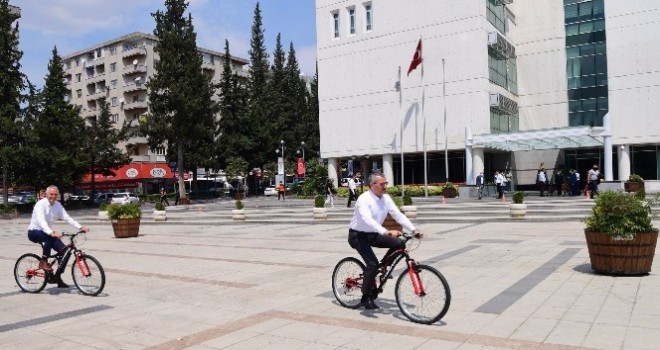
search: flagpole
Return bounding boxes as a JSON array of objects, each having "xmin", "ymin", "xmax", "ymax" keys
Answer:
[
  {"xmin": 399, "ymin": 66, "xmax": 404, "ymax": 199},
  {"xmin": 421, "ymin": 36, "xmax": 428, "ymax": 197},
  {"xmin": 443, "ymin": 58, "xmax": 449, "ymax": 182}
]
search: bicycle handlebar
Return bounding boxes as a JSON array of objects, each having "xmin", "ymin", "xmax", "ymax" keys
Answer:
[{"xmin": 62, "ymin": 230, "xmax": 86, "ymax": 237}]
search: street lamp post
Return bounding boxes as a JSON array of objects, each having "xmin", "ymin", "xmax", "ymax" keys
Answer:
[
  {"xmin": 275, "ymin": 140, "xmax": 285, "ymax": 175},
  {"xmin": 297, "ymin": 141, "xmax": 305, "ymax": 178}
]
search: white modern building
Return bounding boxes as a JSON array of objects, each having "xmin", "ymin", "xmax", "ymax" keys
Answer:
[
  {"xmin": 62, "ymin": 32, "xmax": 249, "ymax": 163},
  {"xmin": 316, "ymin": 0, "xmax": 660, "ymax": 190}
]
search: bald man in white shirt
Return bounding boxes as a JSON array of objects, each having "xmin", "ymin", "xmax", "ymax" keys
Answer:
[{"xmin": 347, "ymin": 172, "xmax": 423, "ymax": 309}]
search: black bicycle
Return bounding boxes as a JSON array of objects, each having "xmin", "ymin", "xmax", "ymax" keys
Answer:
[
  {"xmin": 14, "ymin": 230, "xmax": 106, "ymax": 296},
  {"xmin": 332, "ymin": 232, "xmax": 451, "ymax": 324}
]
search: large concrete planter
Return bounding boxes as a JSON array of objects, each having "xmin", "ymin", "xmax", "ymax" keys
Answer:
[
  {"xmin": 401, "ymin": 205, "xmax": 417, "ymax": 219},
  {"xmin": 153, "ymin": 210, "xmax": 167, "ymax": 222},
  {"xmin": 509, "ymin": 203, "xmax": 527, "ymax": 219},
  {"xmin": 313, "ymin": 207, "xmax": 328, "ymax": 220},
  {"xmin": 584, "ymin": 229, "xmax": 659, "ymax": 274},
  {"xmin": 112, "ymin": 218, "xmax": 140, "ymax": 238},
  {"xmin": 232, "ymin": 209, "xmax": 245, "ymax": 221}
]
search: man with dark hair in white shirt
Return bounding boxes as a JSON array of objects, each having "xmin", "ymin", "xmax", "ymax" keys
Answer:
[
  {"xmin": 347, "ymin": 172, "xmax": 423, "ymax": 309},
  {"xmin": 27, "ymin": 185, "xmax": 89, "ymax": 288}
]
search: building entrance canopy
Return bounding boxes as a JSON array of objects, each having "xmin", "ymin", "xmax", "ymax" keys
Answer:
[{"xmin": 469, "ymin": 126, "xmax": 607, "ymax": 152}]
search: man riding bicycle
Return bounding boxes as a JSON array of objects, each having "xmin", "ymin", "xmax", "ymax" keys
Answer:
[
  {"xmin": 347, "ymin": 172, "xmax": 422, "ymax": 309},
  {"xmin": 27, "ymin": 185, "xmax": 89, "ymax": 288}
]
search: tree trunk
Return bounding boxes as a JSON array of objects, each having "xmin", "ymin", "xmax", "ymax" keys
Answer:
[{"xmin": 177, "ymin": 143, "xmax": 185, "ymax": 200}]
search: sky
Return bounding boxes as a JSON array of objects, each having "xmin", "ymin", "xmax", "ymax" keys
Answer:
[{"xmin": 10, "ymin": 0, "xmax": 318, "ymax": 89}]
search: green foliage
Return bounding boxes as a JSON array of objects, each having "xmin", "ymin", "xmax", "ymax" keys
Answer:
[
  {"xmin": 235, "ymin": 199, "xmax": 244, "ymax": 210},
  {"xmin": 314, "ymin": 195, "xmax": 325, "ymax": 208},
  {"xmin": 440, "ymin": 183, "xmax": 459, "ymax": 197},
  {"xmin": 512, "ymin": 192, "xmax": 524, "ymax": 204},
  {"xmin": 584, "ymin": 190, "xmax": 655, "ymax": 238},
  {"xmin": 392, "ymin": 196, "xmax": 403, "ymax": 208},
  {"xmin": 99, "ymin": 202, "xmax": 109, "ymax": 211},
  {"xmin": 225, "ymin": 156, "xmax": 248, "ymax": 180},
  {"xmin": 107, "ymin": 203, "xmax": 141, "ymax": 220},
  {"xmin": 403, "ymin": 194, "xmax": 413, "ymax": 206},
  {"xmin": 627, "ymin": 174, "xmax": 644, "ymax": 182},
  {"xmin": 154, "ymin": 202, "xmax": 165, "ymax": 211}
]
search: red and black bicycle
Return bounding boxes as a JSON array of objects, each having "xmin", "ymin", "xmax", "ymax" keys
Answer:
[
  {"xmin": 14, "ymin": 230, "xmax": 105, "ymax": 296},
  {"xmin": 332, "ymin": 232, "xmax": 450, "ymax": 324}
]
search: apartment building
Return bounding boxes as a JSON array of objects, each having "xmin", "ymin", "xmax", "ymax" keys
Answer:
[
  {"xmin": 62, "ymin": 32, "xmax": 249, "ymax": 163},
  {"xmin": 316, "ymin": 0, "xmax": 660, "ymax": 189}
]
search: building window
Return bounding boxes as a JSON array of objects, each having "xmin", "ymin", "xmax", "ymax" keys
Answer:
[
  {"xmin": 332, "ymin": 12, "xmax": 340, "ymax": 38},
  {"xmin": 348, "ymin": 7, "xmax": 356, "ymax": 35},
  {"xmin": 75, "ymin": 58, "xmax": 80, "ymax": 66},
  {"xmin": 490, "ymin": 109, "xmax": 519, "ymax": 134},
  {"xmin": 111, "ymin": 79, "xmax": 117, "ymax": 89},
  {"xmin": 486, "ymin": 0, "xmax": 506, "ymax": 34},
  {"xmin": 110, "ymin": 63, "xmax": 116, "ymax": 72},
  {"xmin": 109, "ymin": 46, "xmax": 116, "ymax": 55},
  {"xmin": 488, "ymin": 55, "xmax": 518, "ymax": 95},
  {"xmin": 111, "ymin": 97, "xmax": 118, "ymax": 106},
  {"xmin": 75, "ymin": 73, "xmax": 81, "ymax": 82},
  {"xmin": 111, "ymin": 114, "xmax": 119, "ymax": 123},
  {"xmin": 365, "ymin": 3, "xmax": 372, "ymax": 31},
  {"xmin": 76, "ymin": 89, "xmax": 82, "ymax": 98}
]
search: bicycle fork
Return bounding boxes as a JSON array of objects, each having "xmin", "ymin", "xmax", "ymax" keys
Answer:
[
  {"xmin": 73, "ymin": 252, "xmax": 91, "ymax": 277},
  {"xmin": 407, "ymin": 261, "xmax": 426, "ymax": 296}
]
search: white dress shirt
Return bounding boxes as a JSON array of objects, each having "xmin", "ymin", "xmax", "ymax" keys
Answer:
[
  {"xmin": 28, "ymin": 198, "xmax": 81, "ymax": 234},
  {"xmin": 349, "ymin": 191, "xmax": 416, "ymax": 235},
  {"xmin": 348, "ymin": 178, "xmax": 357, "ymax": 191}
]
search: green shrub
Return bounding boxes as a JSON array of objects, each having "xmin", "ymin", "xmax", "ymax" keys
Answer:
[
  {"xmin": 99, "ymin": 202, "xmax": 109, "ymax": 211},
  {"xmin": 403, "ymin": 194, "xmax": 413, "ymax": 206},
  {"xmin": 392, "ymin": 196, "xmax": 403, "ymax": 208},
  {"xmin": 235, "ymin": 200, "xmax": 244, "ymax": 210},
  {"xmin": 314, "ymin": 195, "xmax": 325, "ymax": 208},
  {"xmin": 584, "ymin": 190, "xmax": 655, "ymax": 238},
  {"xmin": 628, "ymin": 174, "xmax": 644, "ymax": 182},
  {"xmin": 512, "ymin": 192, "xmax": 524, "ymax": 204},
  {"xmin": 107, "ymin": 203, "xmax": 141, "ymax": 220},
  {"xmin": 154, "ymin": 202, "xmax": 165, "ymax": 211}
]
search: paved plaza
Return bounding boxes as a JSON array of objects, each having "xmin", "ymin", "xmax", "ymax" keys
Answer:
[{"xmin": 2, "ymin": 197, "xmax": 660, "ymax": 349}]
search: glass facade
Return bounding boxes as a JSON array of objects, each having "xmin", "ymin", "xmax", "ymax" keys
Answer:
[
  {"xmin": 564, "ymin": 0, "xmax": 607, "ymax": 127},
  {"xmin": 490, "ymin": 109, "xmax": 519, "ymax": 134},
  {"xmin": 486, "ymin": 0, "xmax": 506, "ymax": 34}
]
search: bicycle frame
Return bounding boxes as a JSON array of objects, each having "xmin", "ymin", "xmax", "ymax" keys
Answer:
[
  {"xmin": 374, "ymin": 240, "xmax": 427, "ymax": 297},
  {"xmin": 49, "ymin": 234, "xmax": 91, "ymax": 278}
]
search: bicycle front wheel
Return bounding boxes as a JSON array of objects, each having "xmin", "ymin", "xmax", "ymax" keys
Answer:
[
  {"xmin": 395, "ymin": 264, "xmax": 451, "ymax": 324},
  {"xmin": 71, "ymin": 254, "xmax": 105, "ymax": 296},
  {"xmin": 332, "ymin": 257, "xmax": 365, "ymax": 309},
  {"xmin": 14, "ymin": 253, "xmax": 48, "ymax": 293}
]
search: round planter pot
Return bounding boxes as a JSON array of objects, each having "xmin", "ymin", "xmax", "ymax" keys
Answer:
[
  {"xmin": 98, "ymin": 210, "xmax": 109, "ymax": 221},
  {"xmin": 313, "ymin": 207, "xmax": 328, "ymax": 220},
  {"xmin": 111, "ymin": 218, "xmax": 140, "ymax": 238},
  {"xmin": 383, "ymin": 213, "xmax": 402, "ymax": 231},
  {"xmin": 624, "ymin": 181, "xmax": 644, "ymax": 193},
  {"xmin": 401, "ymin": 205, "xmax": 417, "ymax": 219},
  {"xmin": 584, "ymin": 229, "xmax": 659, "ymax": 274},
  {"xmin": 232, "ymin": 209, "xmax": 246, "ymax": 221},
  {"xmin": 153, "ymin": 210, "xmax": 167, "ymax": 222},
  {"xmin": 509, "ymin": 203, "xmax": 527, "ymax": 219}
]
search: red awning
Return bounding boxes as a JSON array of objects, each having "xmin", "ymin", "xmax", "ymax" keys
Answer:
[{"xmin": 82, "ymin": 163, "xmax": 174, "ymax": 183}]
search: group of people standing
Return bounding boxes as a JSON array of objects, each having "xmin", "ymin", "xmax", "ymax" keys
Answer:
[
  {"xmin": 475, "ymin": 170, "xmax": 511, "ymax": 200},
  {"xmin": 536, "ymin": 165, "xmax": 599, "ymax": 198}
]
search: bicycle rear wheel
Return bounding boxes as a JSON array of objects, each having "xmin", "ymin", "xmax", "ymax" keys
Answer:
[
  {"xmin": 71, "ymin": 254, "xmax": 105, "ymax": 296},
  {"xmin": 332, "ymin": 257, "xmax": 365, "ymax": 309},
  {"xmin": 14, "ymin": 253, "xmax": 48, "ymax": 293},
  {"xmin": 395, "ymin": 264, "xmax": 450, "ymax": 324}
]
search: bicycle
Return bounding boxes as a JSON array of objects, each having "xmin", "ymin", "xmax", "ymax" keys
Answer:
[
  {"xmin": 332, "ymin": 232, "xmax": 451, "ymax": 324},
  {"xmin": 14, "ymin": 230, "xmax": 106, "ymax": 296}
]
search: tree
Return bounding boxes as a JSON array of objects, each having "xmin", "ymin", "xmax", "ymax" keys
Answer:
[
  {"xmin": 0, "ymin": 0, "xmax": 28, "ymax": 210},
  {"xmin": 85, "ymin": 98, "xmax": 131, "ymax": 200},
  {"xmin": 216, "ymin": 39, "xmax": 250, "ymax": 169},
  {"xmin": 304, "ymin": 63, "xmax": 320, "ymax": 156},
  {"xmin": 144, "ymin": 0, "xmax": 218, "ymax": 201},
  {"xmin": 245, "ymin": 2, "xmax": 272, "ymax": 169},
  {"xmin": 20, "ymin": 47, "xmax": 87, "ymax": 191}
]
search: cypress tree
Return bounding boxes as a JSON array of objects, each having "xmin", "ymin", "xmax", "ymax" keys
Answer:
[{"xmin": 145, "ymin": 0, "xmax": 218, "ymax": 201}]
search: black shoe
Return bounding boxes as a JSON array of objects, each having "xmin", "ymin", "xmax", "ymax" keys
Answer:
[
  {"xmin": 53, "ymin": 275, "xmax": 69, "ymax": 288},
  {"xmin": 361, "ymin": 296, "xmax": 380, "ymax": 310}
]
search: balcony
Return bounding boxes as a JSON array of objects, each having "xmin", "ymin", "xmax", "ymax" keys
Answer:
[
  {"xmin": 122, "ymin": 64, "xmax": 148, "ymax": 76},
  {"xmin": 122, "ymin": 46, "xmax": 147, "ymax": 58},
  {"xmin": 123, "ymin": 99, "xmax": 148, "ymax": 111},
  {"xmin": 202, "ymin": 61, "xmax": 215, "ymax": 71},
  {"xmin": 127, "ymin": 135, "xmax": 148, "ymax": 145},
  {"xmin": 123, "ymin": 82, "xmax": 147, "ymax": 93},
  {"xmin": 488, "ymin": 32, "xmax": 516, "ymax": 59}
]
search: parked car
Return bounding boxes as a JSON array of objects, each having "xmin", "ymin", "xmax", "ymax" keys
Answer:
[
  {"xmin": 94, "ymin": 193, "xmax": 115, "ymax": 205},
  {"xmin": 263, "ymin": 186, "xmax": 277, "ymax": 196},
  {"xmin": 68, "ymin": 195, "xmax": 90, "ymax": 201},
  {"xmin": 339, "ymin": 178, "xmax": 363, "ymax": 187},
  {"xmin": 111, "ymin": 192, "xmax": 140, "ymax": 205}
]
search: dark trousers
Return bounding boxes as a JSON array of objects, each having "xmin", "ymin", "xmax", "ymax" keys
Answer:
[
  {"xmin": 348, "ymin": 230, "xmax": 405, "ymax": 296},
  {"xmin": 160, "ymin": 195, "xmax": 169, "ymax": 206},
  {"xmin": 347, "ymin": 190, "xmax": 356, "ymax": 207},
  {"xmin": 588, "ymin": 180, "xmax": 598, "ymax": 198},
  {"xmin": 496, "ymin": 184, "xmax": 503, "ymax": 199},
  {"xmin": 278, "ymin": 191, "xmax": 285, "ymax": 200},
  {"xmin": 28, "ymin": 230, "xmax": 65, "ymax": 258}
]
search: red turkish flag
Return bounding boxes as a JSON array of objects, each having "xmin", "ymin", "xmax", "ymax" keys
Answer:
[{"xmin": 407, "ymin": 39, "xmax": 423, "ymax": 76}]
